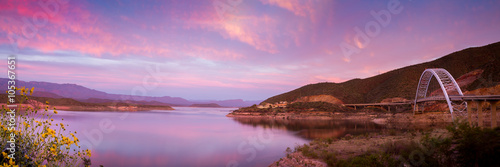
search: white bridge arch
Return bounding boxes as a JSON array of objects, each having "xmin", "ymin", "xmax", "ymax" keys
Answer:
[{"xmin": 414, "ymin": 68, "xmax": 466, "ymax": 116}]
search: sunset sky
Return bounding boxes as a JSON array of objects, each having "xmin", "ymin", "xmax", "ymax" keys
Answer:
[{"xmin": 1, "ymin": 0, "xmax": 500, "ymax": 100}]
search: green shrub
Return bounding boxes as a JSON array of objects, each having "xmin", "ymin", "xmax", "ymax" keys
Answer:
[
  {"xmin": 447, "ymin": 122, "xmax": 500, "ymax": 167},
  {"xmin": 297, "ymin": 144, "xmax": 319, "ymax": 159},
  {"xmin": 336, "ymin": 153, "xmax": 398, "ymax": 167}
]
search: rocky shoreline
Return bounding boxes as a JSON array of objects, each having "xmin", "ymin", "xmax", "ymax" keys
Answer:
[{"xmin": 227, "ymin": 110, "xmax": 457, "ymax": 124}]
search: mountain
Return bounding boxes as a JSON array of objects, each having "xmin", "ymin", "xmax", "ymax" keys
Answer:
[
  {"xmin": 189, "ymin": 103, "xmax": 222, "ymax": 107},
  {"xmin": 263, "ymin": 41, "xmax": 500, "ymax": 104},
  {"xmin": 0, "ymin": 79, "xmax": 261, "ymax": 107},
  {"xmin": 31, "ymin": 91, "xmax": 64, "ymax": 98},
  {"xmin": 0, "ymin": 79, "xmax": 192, "ymax": 106},
  {"xmin": 190, "ymin": 99, "xmax": 263, "ymax": 107}
]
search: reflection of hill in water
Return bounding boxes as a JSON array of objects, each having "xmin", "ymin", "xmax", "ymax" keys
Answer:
[{"xmin": 231, "ymin": 117, "xmax": 385, "ymax": 140}]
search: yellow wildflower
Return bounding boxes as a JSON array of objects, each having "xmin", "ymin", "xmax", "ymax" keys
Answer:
[{"xmin": 86, "ymin": 149, "xmax": 92, "ymax": 157}]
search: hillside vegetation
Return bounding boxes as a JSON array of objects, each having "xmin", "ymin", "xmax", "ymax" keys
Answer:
[
  {"xmin": 0, "ymin": 94, "xmax": 174, "ymax": 111},
  {"xmin": 264, "ymin": 41, "xmax": 500, "ymax": 104}
]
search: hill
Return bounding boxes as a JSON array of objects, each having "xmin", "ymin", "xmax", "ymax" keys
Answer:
[
  {"xmin": 189, "ymin": 103, "xmax": 222, "ymax": 107},
  {"xmin": 0, "ymin": 94, "xmax": 174, "ymax": 111},
  {"xmin": 263, "ymin": 41, "xmax": 500, "ymax": 104},
  {"xmin": 190, "ymin": 99, "xmax": 262, "ymax": 107},
  {"xmin": 0, "ymin": 79, "xmax": 192, "ymax": 106}
]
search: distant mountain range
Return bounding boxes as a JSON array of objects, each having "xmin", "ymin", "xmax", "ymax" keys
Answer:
[
  {"xmin": 263, "ymin": 41, "xmax": 500, "ymax": 104},
  {"xmin": 0, "ymin": 79, "xmax": 262, "ymax": 107}
]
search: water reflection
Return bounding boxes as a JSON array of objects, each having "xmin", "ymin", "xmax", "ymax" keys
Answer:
[
  {"xmin": 231, "ymin": 117, "xmax": 386, "ymax": 139},
  {"xmin": 54, "ymin": 108, "xmax": 311, "ymax": 167}
]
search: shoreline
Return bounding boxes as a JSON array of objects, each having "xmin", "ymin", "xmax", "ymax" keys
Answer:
[
  {"xmin": 0, "ymin": 103, "xmax": 175, "ymax": 112},
  {"xmin": 226, "ymin": 110, "xmax": 457, "ymax": 124},
  {"xmin": 269, "ymin": 128, "xmax": 451, "ymax": 167}
]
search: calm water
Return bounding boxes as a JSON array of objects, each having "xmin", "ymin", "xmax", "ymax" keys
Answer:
[{"xmin": 52, "ymin": 107, "xmax": 389, "ymax": 167}]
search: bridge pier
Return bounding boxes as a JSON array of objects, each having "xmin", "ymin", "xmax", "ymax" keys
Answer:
[
  {"xmin": 467, "ymin": 101, "xmax": 473, "ymax": 126},
  {"xmin": 491, "ymin": 101, "xmax": 498, "ymax": 128},
  {"xmin": 413, "ymin": 103, "xmax": 423, "ymax": 115},
  {"xmin": 466, "ymin": 100, "xmax": 499, "ymax": 128},
  {"xmin": 478, "ymin": 101, "xmax": 484, "ymax": 127}
]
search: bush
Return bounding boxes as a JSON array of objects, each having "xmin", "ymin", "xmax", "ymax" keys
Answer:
[
  {"xmin": 297, "ymin": 144, "xmax": 318, "ymax": 159},
  {"xmin": 336, "ymin": 153, "xmax": 398, "ymax": 167},
  {"xmin": 395, "ymin": 121, "xmax": 499, "ymax": 167},
  {"xmin": 447, "ymin": 122, "xmax": 500, "ymax": 167},
  {"xmin": 1, "ymin": 87, "xmax": 91, "ymax": 166}
]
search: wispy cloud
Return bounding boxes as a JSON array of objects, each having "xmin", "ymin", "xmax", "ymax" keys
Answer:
[
  {"xmin": 1, "ymin": 0, "xmax": 499, "ymax": 100},
  {"xmin": 259, "ymin": 0, "xmax": 315, "ymax": 17}
]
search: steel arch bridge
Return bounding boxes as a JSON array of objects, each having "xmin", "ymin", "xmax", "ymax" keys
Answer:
[{"xmin": 414, "ymin": 68, "xmax": 467, "ymax": 118}]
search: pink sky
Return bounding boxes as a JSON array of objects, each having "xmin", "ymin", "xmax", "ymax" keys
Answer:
[{"xmin": 1, "ymin": 0, "xmax": 500, "ymax": 100}]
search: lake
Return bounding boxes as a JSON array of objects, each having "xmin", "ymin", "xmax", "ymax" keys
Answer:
[{"xmin": 52, "ymin": 107, "xmax": 390, "ymax": 167}]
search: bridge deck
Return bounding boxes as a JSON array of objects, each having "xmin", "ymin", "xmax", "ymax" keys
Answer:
[
  {"xmin": 343, "ymin": 102, "xmax": 411, "ymax": 107},
  {"xmin": 416, "ymin": 95, "xmax": 500, "ymax": 103},
  {"xmin": 344, "ymin": 95, "xmax": 500, "ymax": 107}
]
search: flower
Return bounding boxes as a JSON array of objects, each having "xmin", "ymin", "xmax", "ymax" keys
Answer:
[
  {"xmin": 86, "ymin": 149, "xmax": 92, "ymax": 157},
  {"xmin": 9, "ymin": 158, "xmax": 15, "ymax": 165}
]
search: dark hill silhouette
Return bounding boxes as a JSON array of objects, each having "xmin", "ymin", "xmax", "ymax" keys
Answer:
[
  {"xmin": 263, "ymin": 41, "xmax": 500, "ymax": 104},
  {"xmin": 0, "ymin": 79, "xmax": 192, "ymax": 106},
  {"xmin": 189, "ymin": 103, "xmax": 222, "ymax": 107}
]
